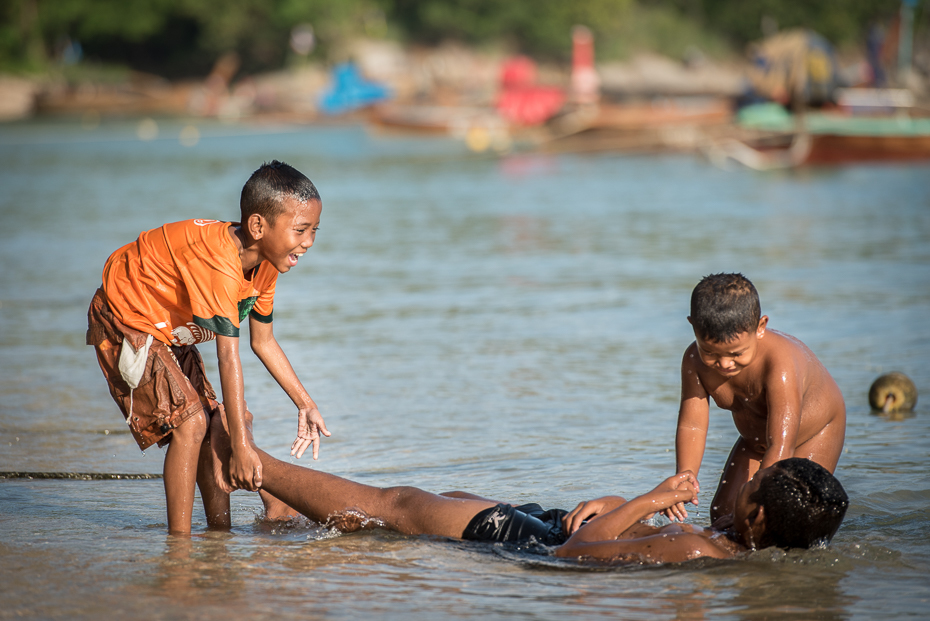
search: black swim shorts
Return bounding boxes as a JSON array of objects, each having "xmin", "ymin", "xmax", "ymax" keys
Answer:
[{"xmin": 462, "ymin": 503, "xmax": 568, "ymax": 546}]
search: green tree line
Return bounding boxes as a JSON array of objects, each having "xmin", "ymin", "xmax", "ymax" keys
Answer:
[{"xmin": 0, "ymin": 0, "xmax": 914, "ymax": 77}]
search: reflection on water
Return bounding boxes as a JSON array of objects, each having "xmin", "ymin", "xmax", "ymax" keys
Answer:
[{"xmin": 0, "ymin": 119, "xmax": 928, "ymax": 619}]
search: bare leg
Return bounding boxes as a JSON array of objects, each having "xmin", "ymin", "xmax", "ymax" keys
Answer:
[
  {"xmin": 198, "ymin": 418, "xmax": 231, "ymax": 529},
  {"xmin": 259, "ymin": 489, "xmax": 301, "ymax": 521},
  {"xmin": 210, "ymin": 405, "xmax": 498, "ymax": 538},
  {"xmin": 163, "ymin": 410, "xmax": 208, "ymax": 534},
  {"xmin": 439, "ymin": 491, "xmax": 508, "ymax": 503},
  {"xmin": 256, "ymin": 451, "xmax": 497, "ymax": 538},
  {"xmin": 794, "ymin": 417, "xmax": 846, "ymax": 473},
  {"xmin": 710, "ymin": 437, "xmax": 762, "ymax": 522},
  {"xmin": 208, "ymin": 405, "xmax": 297, "ymax": 521}
]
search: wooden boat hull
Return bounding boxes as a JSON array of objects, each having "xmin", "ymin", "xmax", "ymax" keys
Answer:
[{"xmin": 805, "ymin": 133, "xmax": 930, "ymax": 163}]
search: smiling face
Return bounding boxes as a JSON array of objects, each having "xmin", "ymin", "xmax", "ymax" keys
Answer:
[
  {"xmin": 690, "ymin": 316, "xmax": 767, "ymax": 378},
  {"xmin": 254, "ymin": 196, "xmax": 322, "ymax": 273}
]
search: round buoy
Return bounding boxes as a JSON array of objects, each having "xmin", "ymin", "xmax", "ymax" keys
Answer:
[{"xmin": 868, "ymin": 372, "xmax": 918, "ymax": 413}]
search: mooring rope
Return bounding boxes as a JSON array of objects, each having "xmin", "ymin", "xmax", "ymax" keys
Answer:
[{"xmin": 0, "ymin": 472, "xmax": 162, "ymax": 480}]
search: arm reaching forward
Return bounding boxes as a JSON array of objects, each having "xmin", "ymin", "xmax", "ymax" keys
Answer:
[
  {"xmin": 556, "ymin": 472, "xmax": 729, "ymax": 563},
  {"xmin": 665, "ymin": 346, "xmax": 709, "ymax": 521},
  {"xmin": 249, "ymin": 317, "xmax": 331, "ymax": 459}
]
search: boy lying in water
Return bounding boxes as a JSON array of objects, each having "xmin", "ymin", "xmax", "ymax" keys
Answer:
[{"xmin": 211, "ymin": 409, "xmax": 848, "ymax": 564}]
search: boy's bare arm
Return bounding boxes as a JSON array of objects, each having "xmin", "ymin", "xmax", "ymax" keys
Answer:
[
  {"xmin": 557, "ymin": 528, "xmax": 730, "ymax": 563},
  {"xmin": 556, "ymin": 474, "xmax": 728, "ymax": 562},
  {"xmin": 560, "ymin": 474, "xmax": 695, "ymax": 545},
  {"xmin": 216, "ymin": 334, "xmax": 263, "ymax": 490},
  {"xmin": 676, "ymin": 347, "xmax": 711, "ymax": 477},
  {"xmin": 562, "ymin": 496, "xmax": 628, "ymax": 534},
  {"xmin": 759, "ymin": 357, "xmax": 804, "ymax": 469},
  {"xmin": 249, "ymin": 317, "xmax": 330, "ymax": 459}
]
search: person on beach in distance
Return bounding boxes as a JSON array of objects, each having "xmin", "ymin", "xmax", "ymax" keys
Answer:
[
  {"xmin": 667, "ymin": 273, "xmax": 846, "ymax": 524},
  {"xmin": 210, "ymin": 409, "xmax": 849, "ymax": 563},
  {"xmin": 86, "ymin": 160, "xmax": 330, "ymax": 534}
]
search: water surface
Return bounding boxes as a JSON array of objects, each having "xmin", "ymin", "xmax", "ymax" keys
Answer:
[{"xmin": 1, "ymin": 119, "xmax": 928, "ymax": 619}]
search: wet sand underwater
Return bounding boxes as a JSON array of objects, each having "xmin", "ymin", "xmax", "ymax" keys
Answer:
[{"xmin": 1, "ymin": 120, "xmax": 928, "ymax": 619}]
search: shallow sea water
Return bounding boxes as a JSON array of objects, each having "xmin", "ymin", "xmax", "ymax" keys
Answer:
[{"xmin": 0, "ymin": 119, "xmax": 928, "ymax": 619}]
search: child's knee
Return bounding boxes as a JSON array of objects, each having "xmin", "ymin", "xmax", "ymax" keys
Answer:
[
  {"xmin": 384, "ymin": 486, "xmax": 424, "ymax": 511},
  {"xmin": 172, "ymin": 409, "xmax": 209, "ymax": 445}
]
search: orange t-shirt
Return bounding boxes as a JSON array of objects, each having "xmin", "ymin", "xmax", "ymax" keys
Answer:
[{"xmin": 102, "ymin": 219, "xmax": 278, "ymax": 346}]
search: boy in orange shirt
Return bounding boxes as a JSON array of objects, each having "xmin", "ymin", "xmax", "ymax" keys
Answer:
[
  {"xmin": 667, "ymin": 273, "xmax": 846, "ymax": 523},
  {"xmin": 86, "ymin": 160, "xmax": 329, "ymax": 534}
]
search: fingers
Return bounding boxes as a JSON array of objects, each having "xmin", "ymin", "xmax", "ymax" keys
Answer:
[
  {"xmin": 245, "ymin": 462, "xmax": 263, "ymax": 491},
  {"xmin": 231, "ymin": 467, "xmax": 261, "ymax": 492},
  {"xmin": 291, "ymin": 436, "xmax": 310, "ymax": 459},
  {"xmin": 562, "ymin": 502, "xmax": 583, "ymax": 534},
  {"xmin": 661, "ymin": 503, "xmax": 685, "ymax": 522},
  {"xmin": 563, "ymin": 501, "xmax": 598, "ymax": 535},
  {"xmin": 290, "ymin": 432, "xmax": 320, "ymax": 459},
  {"xmin": 292, "ymin": 410, "xmax": 329, "ymax": 459}
]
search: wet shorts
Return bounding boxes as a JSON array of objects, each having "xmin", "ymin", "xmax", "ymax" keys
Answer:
[
  {"xmin": 86, "ymin": 288, "xmax": 218, "ymax": 450},
  {"xmin": 462, "ymin": 503, "xmax": 568, "ymax": 546}
]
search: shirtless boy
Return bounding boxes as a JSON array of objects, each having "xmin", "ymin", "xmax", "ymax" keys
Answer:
[
  {"xmin": 87, "ymin": 161, "xmax": 330, "ymax": 534},
  {"xmin": 670, "ymin": 273, "xmax": 846, "ymax": 522},
  {"xmin": 212, "ymin": 409, "xmax": 849, "ymax": 564}
]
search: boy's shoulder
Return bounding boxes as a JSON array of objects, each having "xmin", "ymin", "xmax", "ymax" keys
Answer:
[
  {"xmin": 145, "ymin": 219, "xmax": 245, "ymax": 288},
  {"xmin": 162, "ymin": 218, "xmax": 232, "ymax": 240},
  {"xmin": 162, "ymin": 219, "xmax": 237, "ymax": 258},
  {"xmin": 754, "ymin": 329, "xmax": 826, "ymax": 387},
  {"xmin": 760, "ymin": 329, "xmax": 815, "ymax": 362}
]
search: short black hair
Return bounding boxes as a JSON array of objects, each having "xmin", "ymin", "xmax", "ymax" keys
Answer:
[
  {"xmin": 751, "ymin": 458, "xmax": 849, "ymax": 550},
  {"xmin": 690, "ymin": 273, "xmax": 761, "ymax": 342},
  {"xmin": 240, "ymin": 160, "xmax": 320, "ymax": 225}
]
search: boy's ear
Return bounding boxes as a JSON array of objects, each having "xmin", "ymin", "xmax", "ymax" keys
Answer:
[
  {"xmin": 687, "ymin": 316, "xmax": 693, "ymax": 326},
  {"xmin": 246, "ymin": 213, "xmax": 265, "ymax": 240},
  {"xmin": 756, "ymin": 315, "xmax": 769, "ymax": 337}
]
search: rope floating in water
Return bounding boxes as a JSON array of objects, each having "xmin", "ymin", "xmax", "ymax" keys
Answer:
[{"xmin": 0, "ymin": 471, "xmax": 162, "ymax": 480}]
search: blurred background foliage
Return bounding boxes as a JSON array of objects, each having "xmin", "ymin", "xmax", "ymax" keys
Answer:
[{"xmin": 0, "ymin": 0, "xmax": 913, "ymax": 77}]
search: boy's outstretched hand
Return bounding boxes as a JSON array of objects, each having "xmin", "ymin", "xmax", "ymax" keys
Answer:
[
  {"xmin": 661, "ymin": 472, "xmax": 700, "ymax": 522},
  {"xmin": 291, "ymin": 406, "xmax": 331, "ymax": 459}
]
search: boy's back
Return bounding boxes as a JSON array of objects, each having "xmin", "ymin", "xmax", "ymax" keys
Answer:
[{"xmin": 673, "ymin": 273, "xmax": 846, "ymax": 521}]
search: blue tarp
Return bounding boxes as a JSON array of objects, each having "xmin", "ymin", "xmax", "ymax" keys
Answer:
[{"xmin": 318, "ymin": 62, "xmax": 391, "ymax": 115}]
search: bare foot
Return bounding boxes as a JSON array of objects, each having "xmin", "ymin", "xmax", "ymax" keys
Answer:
[{"xmin": 259, "ymin": 489, "xmax": 302, "ymax": 521}]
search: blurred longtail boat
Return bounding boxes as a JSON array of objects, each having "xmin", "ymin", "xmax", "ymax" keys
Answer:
[{"xmin": 704, "ymin": 102, "xmax": 930, "ymax": 169}]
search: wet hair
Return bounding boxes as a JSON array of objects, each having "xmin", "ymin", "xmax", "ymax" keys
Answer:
[
  {"xmin": 690, "ymin": 273, "xmax": 761, "ymax": 342},
  {"xmin": 240, "ymin": 160, "xmax": 320, "ymax": 225},
  {"xmin": 751, "ymin": 458, "xmax": 849, "ymax": 550}
]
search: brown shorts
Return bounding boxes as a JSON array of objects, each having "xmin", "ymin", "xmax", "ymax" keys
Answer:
[{"xmin": 86, "ymin": 288, "xmax": 218, "ymax": 451}]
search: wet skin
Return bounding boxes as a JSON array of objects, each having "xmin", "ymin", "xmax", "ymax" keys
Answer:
[
  {"xmin": 674, "ymin": 316, "xmax": 846, "ymax": 521},
  {"xmin": 233, "ymin": 196, "xmax": 322, "ymax": 276},
  {"xmin": 211, "ymin": 409, "xmax": 760, "ymax": 564},
  {"xmin": 217, "ymin": 196, "xmax": 329, "ymax": 500}
]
